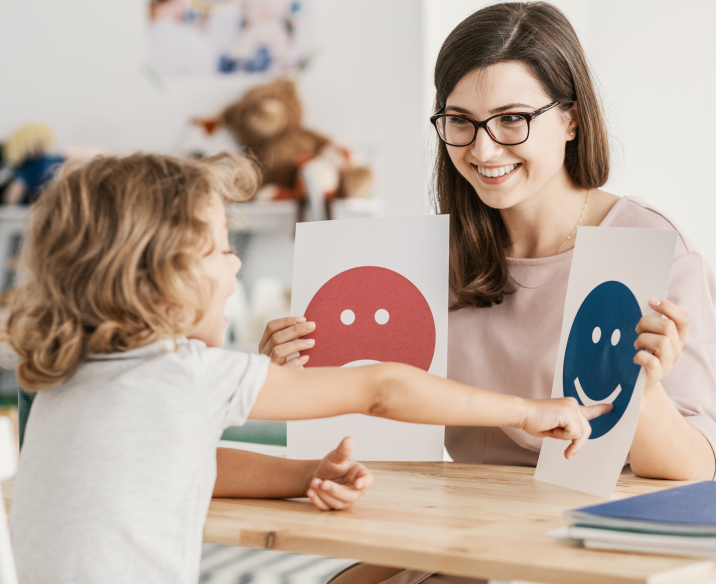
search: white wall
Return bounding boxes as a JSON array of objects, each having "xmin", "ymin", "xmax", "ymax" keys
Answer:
[
  {"xmin": 423, "ymin": 0, "xmax": 716, "ymax": 266},
  {"xmin": 0, "ymin": 0, "xmax": 425, "ymax": 216},
  {"xmin": 5, "ymin": 1, "xmax": 713, "ymax": 261}
]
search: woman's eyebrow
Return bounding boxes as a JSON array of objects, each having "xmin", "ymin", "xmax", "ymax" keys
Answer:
[
  {"xmin": 444, "ymin": 105, "xmax": 474, "ymax": 115},
  {"xmin": 489, "ymin": 102, "xmax": 533, "ymax": 114},
  {"xmin": 444, "ymin": 102, "xmax": 534, "ymax": 116}
]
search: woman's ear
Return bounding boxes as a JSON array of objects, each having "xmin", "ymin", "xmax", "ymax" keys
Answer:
[{"xmin": 566, "ymin": 103, "xmax": 579, "ymax": 141}]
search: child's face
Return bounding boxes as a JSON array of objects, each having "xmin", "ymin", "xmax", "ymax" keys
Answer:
[{"xmin": 189, "ymin": 193, "xmax": 242, "ymax": 347}]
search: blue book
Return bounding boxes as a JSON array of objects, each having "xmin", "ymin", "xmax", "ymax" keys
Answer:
[{"xmin": 564, "ymin": 481, "xmax": 716, "ymax": 535}]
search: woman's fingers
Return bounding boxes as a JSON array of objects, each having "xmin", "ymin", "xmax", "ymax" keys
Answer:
[
  {"xmin": 635, "ymin": 332, "xmax": 674, "ymax": 369},
  {"xmin": 258, "ymin": 317, "xmax": 316, "ymax": 364},
  {"xmin": 284, "ymin": 354, "xmax": 309, "ymax": 369},
  {"xmin": 636, "ymin": 315, "xmax": 681, "ymax": 360},
  {"xmin": 635, "ymin": 349, "xmax": 662, "ymax": 384},
  {"xmin": 259, "ymin": 317, "xmax": 304, "ymax": 353},
  {"xmin": 636, "ymin": 315, "xmax": 678, "ymax": 339},
  {"xmin": 647, "ymin": 298, "xmax": 690, "ymax": 345},
  {"xmin": 632, "ymin": 300, "xmax": 691, "ymax": 388},
  {"xmin": 268, "ymin": 338, "xmax": 315, "ymax": 364}
]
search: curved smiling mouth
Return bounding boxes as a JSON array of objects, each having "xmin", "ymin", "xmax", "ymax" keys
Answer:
[{"xmin": 574, "ymin": 378, "xmax": 622, "ymax": 407}]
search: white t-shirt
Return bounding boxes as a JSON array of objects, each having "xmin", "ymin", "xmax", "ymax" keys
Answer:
[{"xmin": 11, "ymin": 339, "xmax": 270, "ymax": 584}]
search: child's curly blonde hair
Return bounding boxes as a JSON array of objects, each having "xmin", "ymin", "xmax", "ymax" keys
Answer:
[{"xmin": 5, "ymin": 152, "xmax": 259, "ymax": 391}]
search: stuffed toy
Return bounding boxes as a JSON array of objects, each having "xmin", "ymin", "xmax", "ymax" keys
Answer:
[
  {"xmin": 2, "ymin": 123, "xmax": 66, "ymax": 205},
  {"xmin": 219, "ymin": 78, "xmax": 373, "ymax": 216}
]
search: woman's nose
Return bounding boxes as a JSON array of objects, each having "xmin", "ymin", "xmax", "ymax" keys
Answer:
[{"xmin": 470, "ymin": 126, "xmax": 504, "ymax": 161}]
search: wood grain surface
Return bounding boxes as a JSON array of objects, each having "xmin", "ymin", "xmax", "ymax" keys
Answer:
[{"xmin": 4, "ymin": 462, "xmax": 716, "ymax": 583}]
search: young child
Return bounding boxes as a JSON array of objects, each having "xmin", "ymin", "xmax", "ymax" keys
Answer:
[{"xmin": 7, "ymin": 153, "xmax": 608, "ymax": 584}]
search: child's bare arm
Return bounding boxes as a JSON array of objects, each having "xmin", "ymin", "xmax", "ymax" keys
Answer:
[
  {"xmin": 213, "ymin": 447, "xmax": 316, "ymax": 498},
  {"xmin": 250, "ymin": 362, "xmax": 611, "ymax": 458}
]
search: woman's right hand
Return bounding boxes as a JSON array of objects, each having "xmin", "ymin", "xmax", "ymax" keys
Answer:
[
  {"xmin": 519, "ymin": 398, "xmax": 613, "ymax": 459},
  {"xmin": 258, "ymin": 316, "xmax": 316, "ymax": 368}
]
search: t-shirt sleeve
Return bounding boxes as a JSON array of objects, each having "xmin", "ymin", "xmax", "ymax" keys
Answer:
[
  {"xmin": 188, "ymin": 343, "xmax": 271, "ymax": 429},
  {"xmin": 663, "ymin": 249, "xmax": 716, "ymax": 474}
]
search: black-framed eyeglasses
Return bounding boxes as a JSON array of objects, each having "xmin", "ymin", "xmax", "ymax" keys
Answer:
[{"xmin": 430, "ymin": 101, "xmax": 565, "ymax": 147}]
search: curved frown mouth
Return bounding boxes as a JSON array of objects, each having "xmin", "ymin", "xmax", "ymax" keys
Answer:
[
  {"xmin": 574, "ymin": 377, "xmax": 622, "ymax": 407},
  {"xmin": 341, "ymin": 360, "xmax": 382, "ymax": 368}
]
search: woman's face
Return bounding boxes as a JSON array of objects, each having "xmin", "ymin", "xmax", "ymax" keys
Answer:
[{"xmin": 444, "ymin": 62, "xmax": 577, "ymax": 211}]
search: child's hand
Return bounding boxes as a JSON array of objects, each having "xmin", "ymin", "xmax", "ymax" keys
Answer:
[
  {"xmin": 520, "ymin": 398, "xmax": 612, "ymax": 459},
  {"xmin": 259, "ymin": 316, "xmax": 315, "ymax": 367},
  {"xmin": 307, "ymin": 436, "xmax": 373, "ymax": 511},
  {"xmin": 634, "ymin": 298, "xmax": 690, "ymax": 391}
]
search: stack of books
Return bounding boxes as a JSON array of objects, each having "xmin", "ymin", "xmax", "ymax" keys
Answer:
[{"xmin": 551, "ymin": 481, "xmax": 716, "ymax": 559}]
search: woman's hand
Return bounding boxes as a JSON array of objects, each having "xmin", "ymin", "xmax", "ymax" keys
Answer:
[
  {"xmin": 634, "ymin": 298, "xmax": 690, "ymax": 390},
  {"xmin": 519, "ymin": 398, "xmax": 612, "ymax": 459},
  {"xmin": 258, "ymin": 316, "xmax": 315, "ymax": 367},
  {"xmin": 306, "ymin": 437, "xmax": 373, "ymax": 511}
]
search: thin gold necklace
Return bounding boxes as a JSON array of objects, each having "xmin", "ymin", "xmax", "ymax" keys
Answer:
[{"xmin": 556, "ymin": 191, "xmax": 590, "ymax": 254}]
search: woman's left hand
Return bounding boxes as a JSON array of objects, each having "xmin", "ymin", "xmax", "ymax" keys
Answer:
[
  {"xmin": 307, "ymin": 436, "xmax": 374, "ymax": 511},
  {"xmin": 634, "ymin": 298, "xmax": 690, "ymax": 390}
]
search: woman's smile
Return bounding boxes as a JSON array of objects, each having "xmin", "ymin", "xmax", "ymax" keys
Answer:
[{"xmin": 472, "ymin": 162, "xmax": 522, "ymax": 184}]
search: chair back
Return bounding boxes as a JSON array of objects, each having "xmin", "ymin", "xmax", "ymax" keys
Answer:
[{"xmin": 0, "ymin": 417, "xmax": 18, "ymax": 584}]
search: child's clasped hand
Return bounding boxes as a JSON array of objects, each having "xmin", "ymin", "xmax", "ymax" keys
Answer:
[{"xmin": 307, "ymin": 436, "xmax": 373, "ymax": 510}]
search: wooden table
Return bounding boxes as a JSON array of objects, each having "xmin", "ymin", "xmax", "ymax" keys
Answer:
[{"xmin": 5, "ymin": 463, "xmax": 716, "ymax": 583}]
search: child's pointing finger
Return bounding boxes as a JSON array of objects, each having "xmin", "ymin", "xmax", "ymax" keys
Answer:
[{"xmin": 581, "ymin": 403, "xmax": 613, "ymax": 420}]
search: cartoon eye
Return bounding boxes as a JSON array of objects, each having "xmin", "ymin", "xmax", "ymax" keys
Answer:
[
  {"xmin": 611, "ymin": 329, "xmax": 621, "ymax": 346},
  {"xmin": 592, "ymin": 327, "xmax": 601, "ymax": 343},
  {"xmin": 340, "ymin": 309, "xmax": 355, "ymax": 325},
  {"xmin": 374, "ymin": 309, "xmax": 390, "ymax": 325}
]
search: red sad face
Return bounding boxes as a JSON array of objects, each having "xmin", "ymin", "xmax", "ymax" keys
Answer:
[{"xmin": 300, "ymin": 266, "xmax": 436, "ymax": 370}]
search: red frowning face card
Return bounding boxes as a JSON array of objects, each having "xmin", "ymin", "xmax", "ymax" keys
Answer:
[{"xmin": 300, "ymin": 266, "xmax": 436, "ymax": 370}]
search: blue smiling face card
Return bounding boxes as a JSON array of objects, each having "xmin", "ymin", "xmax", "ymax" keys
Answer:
[
  {"xmin": 535, "ymin": 227, "xmax": 677, "ymax": 498},
  {"xmin": 563, "ymin": 280, "xmax": 642, "ymax": 439}
]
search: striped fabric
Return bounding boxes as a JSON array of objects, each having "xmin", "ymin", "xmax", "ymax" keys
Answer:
[{"xmin": 199, "ymin": 543, "xmax": 353, "ymax": 584}]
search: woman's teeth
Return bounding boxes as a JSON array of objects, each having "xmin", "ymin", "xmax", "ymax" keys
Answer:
[{"xmin": 477, "ymin": 164, "xmax": 517, "ymax": 178}]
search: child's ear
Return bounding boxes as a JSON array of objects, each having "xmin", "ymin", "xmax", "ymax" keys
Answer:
[{"xmin": 157, "ymin": 300, "xmax": 196, "ymax": 333}]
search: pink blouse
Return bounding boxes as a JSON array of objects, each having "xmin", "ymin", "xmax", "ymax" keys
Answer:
[{"xmin": 445, "ymin": 196, "xmax": 716, "ymax": 470}]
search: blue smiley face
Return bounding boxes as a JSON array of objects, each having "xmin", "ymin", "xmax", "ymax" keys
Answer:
[{"xmin": 563, "ymin": 281, "xmax": 642, "ymax": 439}]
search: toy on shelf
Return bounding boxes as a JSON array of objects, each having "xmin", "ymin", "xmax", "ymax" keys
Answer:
[
  {"xmin": 2, "ymin": 123, "xmax": 66, "ymax": 206},
  {"xmin": 217, "ymin": 78, "xmax": 373, "ymax": 220},
  {"xmin": 220, "ymin": 0, "xmax": 304, "ymax": 74}
]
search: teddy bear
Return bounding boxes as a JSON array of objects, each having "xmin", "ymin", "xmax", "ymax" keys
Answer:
[{"xmin": 218, "ymin": 78, "xmax": 373, "ymax": 216}]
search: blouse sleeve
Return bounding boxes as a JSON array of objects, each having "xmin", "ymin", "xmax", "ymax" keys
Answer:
[{"xmin": 663, "ymin": 247, "xmax": 716, "ymax": 472}]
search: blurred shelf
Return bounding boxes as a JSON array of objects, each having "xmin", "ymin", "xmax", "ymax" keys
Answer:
[
  {"xmin": 0, "ymin": 206, "xmax": 30, "ymax": 232},
  {"xmin": 229, "ymin": 197, "xmax": 383, "ymax": 234}
]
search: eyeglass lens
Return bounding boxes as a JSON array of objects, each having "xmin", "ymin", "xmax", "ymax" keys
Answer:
[{"xmin": 436, "ymin": 114, "xmax": 529, "ymax": 146}]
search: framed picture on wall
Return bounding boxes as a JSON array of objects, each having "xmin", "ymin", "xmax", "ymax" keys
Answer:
[{"xmin": 148, "ymin": 0, "xmax": 311, "ymax": 76}]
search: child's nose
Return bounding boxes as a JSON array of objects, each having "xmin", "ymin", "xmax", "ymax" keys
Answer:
[{"xmin": 233, "ymin": 255, "xmax": 242, "ymax": 275}]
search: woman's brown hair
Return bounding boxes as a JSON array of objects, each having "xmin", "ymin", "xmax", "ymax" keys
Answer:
[
  {"xmin": 433, "ymin": 1, "xmax": 610, "ymax": 310},
  {"xmin": 5, "ymin": 152, "xmax": 259, "ymax": 391}
]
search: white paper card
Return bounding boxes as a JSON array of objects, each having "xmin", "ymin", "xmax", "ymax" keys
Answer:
[
  {"xmin": 287, "ymin": 215, "xmax": 449, "ymax": 461},
  {"xmin": 534, "ymin": 227, "xmax": 677, "ymax": 498}
]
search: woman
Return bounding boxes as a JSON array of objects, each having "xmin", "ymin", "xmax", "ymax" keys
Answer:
[{"xmin": 261, "ymin": 2, "xmax": 716, "ymax": 582}]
